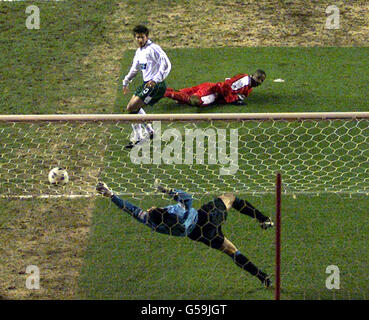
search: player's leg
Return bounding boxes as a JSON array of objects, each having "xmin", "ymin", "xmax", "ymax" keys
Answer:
[
  {"xmin": 126, "ymin": 94, "xmax": 147, "ymax": 146},
  {"xmin": 219, "ymin": 193, "xmax": 274, "ymax": 230},
  {"xmin": 218, "ymin": 193, "xmax": 236, "ymax": 210},
  {"xmin": 164, "ymin": 83, "xmax": 214, "ymax": 106},
  {"xmin": 164, "ymin": 88, "xmax": 194, "ymax": 105},
  {"xmin": 233, "ymin": 197, "xmax": 274, "ymax": 229},
  {"xmin": 125, "ymin": 82, "xmax": 166, "ymax": 148},
  {"xmin": 188, "ymin": 212, "xmax": 272, "ymax": 288},
  {"xmin": 219, "ymin": 237, "xmax": 272, "ymax": 287},
  {"xmin": 197, "ymin": 94, "xmax": 216, "ymax": 106},
  {"xmin": 194, "ymin": 83, "xmax": 218, "ymax": 106},
  {"xmin": 126, "ymin": 94, "xmax": 146, "ymax": 113},
  {"xmin": 137, "ymin": 107, "xmax": 154, "ymax": 138},
  {"xmin": 125, "ymin": 106, "xmax": 154, "ymax": 149}
]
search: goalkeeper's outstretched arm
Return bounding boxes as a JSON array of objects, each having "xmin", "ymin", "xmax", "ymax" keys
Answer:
[
  {"xmin": 96, "ymin": 182, "xmax": 149, "ymax": 225},
  {"xmin": 156, "ymin": 185, "xmax": 193, "ymax": 211},
  {"xmin": 111, "ymin": 194, "xmax": 149, "ymax": 225}
]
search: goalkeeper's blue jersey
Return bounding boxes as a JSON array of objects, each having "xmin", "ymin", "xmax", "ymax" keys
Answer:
[
  {"xmin": 111, "ymin": 189, "xmax": 198, "ymax": 237},
  {"xmin": 153, "ymin": 190, "xmax": 198, "ymax": 237}
]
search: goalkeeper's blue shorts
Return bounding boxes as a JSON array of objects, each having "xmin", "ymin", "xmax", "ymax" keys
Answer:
[{"xmin": 188, "ymin": 198, "xmax": 228, "ymax": 249}]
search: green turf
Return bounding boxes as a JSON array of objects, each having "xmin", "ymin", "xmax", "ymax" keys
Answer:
[
  {"xmin": 1, "ymin": 6, "xmax": 368, "ymax": 299},
  {"xmin": 78, "ymin": 194, "xmax": 276, "ymax": 300},
  {"xmin": 77, "ymin": 47, "xmax": 369, "ymax": 299},
  {"xmin": 0, "ymin": 0, "xmax": 117, "ymax": 114},
  {"xmin": 115, "ymin": 47, "xmax": 369, "ymax": 113},
  {"xmin": 78, "ymin": 194, "xmax": 368, "ymax": 300}
]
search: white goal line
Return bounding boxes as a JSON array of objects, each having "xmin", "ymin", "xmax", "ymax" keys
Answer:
[{"xmin": 1, "ymin": 112, "xmax": 369, "ymax": 122}]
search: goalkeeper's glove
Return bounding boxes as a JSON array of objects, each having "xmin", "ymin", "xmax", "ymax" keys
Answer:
[
  {"xmin": 154, "ymin": 179, "xmax": 169, "ymax": 194},
  {"xmin": 157, "ymin": 185, "xmax": 168, "ymax": 193}
]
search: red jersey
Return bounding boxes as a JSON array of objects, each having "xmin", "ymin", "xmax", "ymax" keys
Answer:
[
  {"xmin": 168, "ymin": 73, "xmax": 254, "ymax": 106},
  {"xmin": 215, "ymin": 74, "xmax": 253, "ymax": 104}
]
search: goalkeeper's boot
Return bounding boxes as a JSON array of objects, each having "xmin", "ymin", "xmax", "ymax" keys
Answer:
[
  {"xmin": 258, "ymin": 271, "xmax": 272, "ymax": 288},
  {"xmin": 260, "ymin": 217, "xmax": 274, "ymax": 230},
  {"xmin": 262, "ymin": 276, "xmax": 272, "ymax": 288},
  {"xmin": 96, "ymin": 182, "xmax": 113, "ymax": 197}
]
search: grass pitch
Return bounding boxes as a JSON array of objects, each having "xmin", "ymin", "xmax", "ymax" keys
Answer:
[
  {"xmin": 78, "ymin": 194, "xmax": 368, "ymax": 300},
  {"xmin": 77, "ymin": 47, "xmax": 369, "ymax": 299},
  {"xmin": 115, "ymin": 47, "xmax": 369, "ymax": 114},
  {"xmin": 0, "ymin": 1, "xmax": 368, "ymax": 300}
]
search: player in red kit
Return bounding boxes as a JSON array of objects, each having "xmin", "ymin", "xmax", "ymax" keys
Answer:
[{"xmin": 164, "ymin": 69, "xmax": 266, "ymax": 106}]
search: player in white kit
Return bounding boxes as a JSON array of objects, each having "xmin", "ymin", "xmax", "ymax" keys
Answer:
[{"xmin": 122, "ymin": 25, "xmax": 171, "ymax": 149}]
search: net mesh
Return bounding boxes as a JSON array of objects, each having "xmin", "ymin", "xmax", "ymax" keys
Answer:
[
  {"xmin": 1, "ymin": 119, "xmax": 368, "ymax": 198},
  {"xmin": 1, "ymin": 118, "xmax": 368, "ymax": 300}
]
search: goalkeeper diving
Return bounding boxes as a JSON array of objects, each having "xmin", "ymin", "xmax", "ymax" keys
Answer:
[{"xmin": 96, "ymin": 181, "xmax": 274, "ymax": 287}]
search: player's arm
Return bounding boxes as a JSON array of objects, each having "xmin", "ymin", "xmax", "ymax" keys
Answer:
[
  {"xmin": 122, "ymin": 54, "xmax": 140, "ymax": 93},
  {"xmin": 96, "ymin": 182, "xmax": 155, "ymax": 229},
  {"xmin": 150, "ymin": 45, "xmax": 172, "ymax": 85},
  {"xmin": 232, "ymin": 94, "xmax": 247, "ymax": 105},
  {"xmin": 219, "ymin": 74, "xmax": 251, "ymax": 104},
  {"xmin": 111, "ymin": 194, "xmax": 149, "ymax": 225},
  {"xmin": 215, "ymin": 82, "xmax": 241, "ymax": 104},
  {"xmin": 157, "ymin": 186, "xmax": 193, "ymax": 211}
]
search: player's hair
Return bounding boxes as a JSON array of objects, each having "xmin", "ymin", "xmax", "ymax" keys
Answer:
[
  {"xmin": 254, "ymin": 69, "xmax": 266, "ymax": 78},
  {"xmin": 132, "ymin": 25, "xmax": 149, "ymax": 36}
]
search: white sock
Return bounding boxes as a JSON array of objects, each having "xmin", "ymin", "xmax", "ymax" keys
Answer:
[
  {"xmin": 138, "ymin": 108, "xmax": 154, "ymax": 135},
  {"xmin": 131, "ymin": 123, "xmax": 144, "ymax": 141}
]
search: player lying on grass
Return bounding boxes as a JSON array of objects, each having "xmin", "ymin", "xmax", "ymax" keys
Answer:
[
  {"xmin": 96, "ymin": 181, "xmax": 274, "ymax": 287},
  {"xmin": 164, "ymin": 69, "xmax": 266, "ymax": 106},
  {"xmin": 122, "ymin": 25, "xmax": 171, "ymax": 149}
]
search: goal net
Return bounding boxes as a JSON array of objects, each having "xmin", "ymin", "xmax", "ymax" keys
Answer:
[{"xmin": 0, "ymin": 113, "xmax": 368, "ymax": 300}]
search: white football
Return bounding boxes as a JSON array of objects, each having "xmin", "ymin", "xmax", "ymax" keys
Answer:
[{"xmin": 48, "ymin": 167, "xmax": 69, "ymax": 184}]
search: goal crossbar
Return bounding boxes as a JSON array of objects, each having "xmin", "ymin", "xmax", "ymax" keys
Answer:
[{"xmin": 1, "ymin": 112, "xmax": 369, "ymax": 122}]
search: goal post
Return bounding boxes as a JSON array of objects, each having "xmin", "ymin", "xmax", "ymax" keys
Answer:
[
  {"xmin": 1, "ymin": 112, "xmax": 368, "ymax": 300},
  {"xmin": 275, "ymin": 172, "xmax": 282, "ymax": 300},
  {"xmin": 1, "ymin": 112, "xmax": 369, "ymax": 122}
]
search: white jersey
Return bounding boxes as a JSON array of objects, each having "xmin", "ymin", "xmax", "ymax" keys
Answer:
[{"xmin": 122, "ymin": 39, "xmax": 171, "ymax": 87}]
